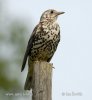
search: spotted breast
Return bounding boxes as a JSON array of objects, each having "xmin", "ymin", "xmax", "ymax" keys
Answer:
[{"xmin": 29, "ymin": 22, "xmax": 60, "ymax": 62}]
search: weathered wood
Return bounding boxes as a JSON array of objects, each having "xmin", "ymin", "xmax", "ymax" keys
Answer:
[{"xmin": 32, "ymin": 61, "xmax": 52, "ymax": 100}]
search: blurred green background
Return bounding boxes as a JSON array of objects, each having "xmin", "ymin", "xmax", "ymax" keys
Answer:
[{"xmin": 0, "ymin": 0, "xmax": 32, "ymax": 100}]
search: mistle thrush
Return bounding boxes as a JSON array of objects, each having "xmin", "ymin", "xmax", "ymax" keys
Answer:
[{"xmin": 21, "ymin": 9, "xmax": 65, "ymax": 90}]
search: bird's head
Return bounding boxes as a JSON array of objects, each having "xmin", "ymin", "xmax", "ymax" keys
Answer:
[{"xmin": 40, "ymin": 9, "xmax": 65, "ymax": 23}]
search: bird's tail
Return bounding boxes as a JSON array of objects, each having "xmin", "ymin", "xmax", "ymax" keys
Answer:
[
  {"xmin": 24, "ymin": 58, "xmax": 33, "ymax": 90},
  {"xmin": 24, "ymin": 71, "xmax": 32, "ymax": 90}
]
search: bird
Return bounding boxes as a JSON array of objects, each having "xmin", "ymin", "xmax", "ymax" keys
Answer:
[{"xmin": 21, "ymin": 9, "xmax": 65, "ymax": 90}]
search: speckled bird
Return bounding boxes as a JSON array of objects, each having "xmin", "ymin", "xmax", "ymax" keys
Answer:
[{"xmin": 21, "ymin": 9, "xmax": 65, "ymax": 90}]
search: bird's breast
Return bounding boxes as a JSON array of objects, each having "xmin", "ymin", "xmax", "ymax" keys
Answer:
[
  {"xmin": 42, "ymin": 23, "xmax": 60, "ymax": 40},
  {"xmin": 29, "ymin": 23, "xmax": 60, "ymax": 61}
]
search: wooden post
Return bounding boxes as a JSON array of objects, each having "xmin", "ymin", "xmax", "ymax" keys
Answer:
[{"xmin": 32, "ymin": 61, "xmax": 52, "ymax": 100}]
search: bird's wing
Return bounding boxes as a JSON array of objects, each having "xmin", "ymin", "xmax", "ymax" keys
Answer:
[{"xmin": 21, "ymin": 25, "xmax": 39, "ymax": 72}]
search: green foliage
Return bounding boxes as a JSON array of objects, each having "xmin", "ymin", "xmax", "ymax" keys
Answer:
[
  {"xmin": 0, "ymin": 20, "xmax": 29, "ymax": 83},
  {"xmin": 0, "ymin": 4, "xmax": 31, "ymax": 100},
  {"xmin": 0, "ymin": 1, "xmax": 32, "ymax": 100},
  {"xmin": 0, "ymin": 20, "xmax": 30, "ymax": 99}
]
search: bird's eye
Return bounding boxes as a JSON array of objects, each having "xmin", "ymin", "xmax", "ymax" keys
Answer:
[{"xmin": 50, "ymin": 10, "xmax": 54, "ymax": 14}]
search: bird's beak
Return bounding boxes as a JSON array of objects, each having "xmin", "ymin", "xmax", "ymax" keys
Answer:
[{"xmin": 57, "ymin": 11, "xmax": 65, "ymax": 15}]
